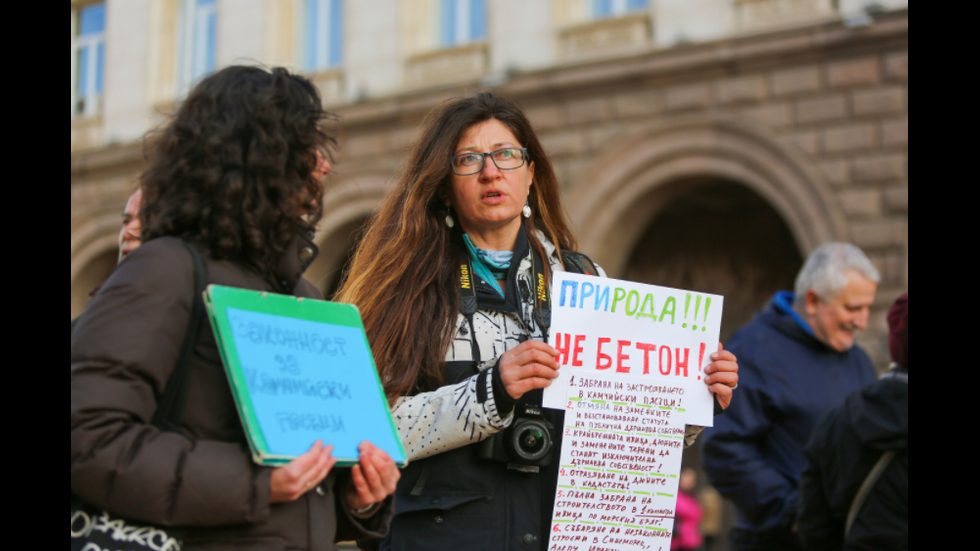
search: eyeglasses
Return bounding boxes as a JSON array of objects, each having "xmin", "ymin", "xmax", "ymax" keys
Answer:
[{"xmin": 451, "ymin": 147, "xmax": 529, "ymax": 176}]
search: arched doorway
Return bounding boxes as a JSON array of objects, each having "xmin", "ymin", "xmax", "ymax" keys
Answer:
[
  {"xmin": 306, "ymin": 171, "xmax": 392, "ymax": 299},
  {"xmin": 622, "ymin": 178, "xmax": 803, "ymax": 342},
  {"xmin": 71, "ymin": 212, "xmax": 124, "ymax": 320},
  {"xmin": 618, "ymin": 179, "xmax": 804, "ymax": 545},
  {"xmin": 71, "ymin": 249, "xmax": 117, "ymax": 319},
  {"xmin": 306, "ymin": 217, "xmax": 370, "ymax": 299},
  {"xmin": 567, "ymin": 116, "xmax": 846, "ymax": 278}
]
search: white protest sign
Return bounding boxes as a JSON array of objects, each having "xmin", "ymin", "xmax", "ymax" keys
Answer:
[
  {"xmin": 548, "ymin": 371, "xmax": 688, "ymax": 551},
  {"xmin": 544, "ymin": 272, "xmax": 724, "ymax": 427}
]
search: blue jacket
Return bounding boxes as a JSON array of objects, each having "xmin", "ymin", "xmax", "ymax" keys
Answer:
[{"xmin": 701, "ymin": 293, "xmax": 877, "ymax": 538}]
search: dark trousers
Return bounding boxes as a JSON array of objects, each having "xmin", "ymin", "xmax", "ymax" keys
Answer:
[{"xmin": 730, "ymin": 528, "xmax": 804, "ymax": 551}]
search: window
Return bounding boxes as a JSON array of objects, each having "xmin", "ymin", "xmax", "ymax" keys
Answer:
[
  {"xmin": 177, "ymin": 0, "xmax": 218, "ymax": 95},
  {"xmin": 593, "ymin": 0, "xmax": 648, "ymax": 19},
  {"xmin": 71, "ymin": 2, "xmax": 106, "ymax": 119},
  {"xmin": 439, "ymin": 0, "xmax": 486, "ymax": 48},
  {"xmin": 304, "ymin": 0, "xmax": 344, "ymax": 72}
]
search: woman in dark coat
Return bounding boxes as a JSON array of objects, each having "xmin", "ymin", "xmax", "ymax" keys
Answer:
[
  {"xmin": 797, "ymin": 294, "xmax": 908, "ymax": 550},
  {"xmin": 70, "ymin": 66, "xmax": 399, "ymax": 551}
]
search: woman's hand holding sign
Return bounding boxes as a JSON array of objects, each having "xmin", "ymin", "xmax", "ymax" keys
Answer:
[
  {"xmin": 705, "ymin": 344, "xmax": 739, "ymax": 411},
  {"xmin": 270, "ymin": 440, "xmax": 400, "ymax": 517},
  {"xmin": 270, "ymin": 441, "xmax": 338, "ymax": 504},
  {"xmin": 499, "ymin": 340, "xmax": 562, "ymax": 400},
  {"xmin": 346, "ymin": 442, "xmax": 401, "ymax": 515}
]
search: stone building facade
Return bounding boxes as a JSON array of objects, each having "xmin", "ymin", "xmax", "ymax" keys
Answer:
[{"xmin": 71, "ymin": 2, "xmax": 908, "ymax": 368}]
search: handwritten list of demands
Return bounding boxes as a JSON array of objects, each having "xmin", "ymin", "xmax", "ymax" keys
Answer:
[{"xmin": 549, "ymin": 372, "xmax": 688, "ymax": 551}]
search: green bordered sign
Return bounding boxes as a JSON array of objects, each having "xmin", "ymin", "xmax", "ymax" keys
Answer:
[{"xmin": 205, "ymin": 285, "xmax": 406, "ymax": 467}]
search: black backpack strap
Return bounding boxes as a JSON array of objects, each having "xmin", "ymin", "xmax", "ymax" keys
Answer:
[
  {"xmin": 151, "ymin": 242, "xmax": 209, "ymax": 432},
  {"xmin": 845, "ymin": 370, "xmax": 906, "ymax": 539},
  {"xmin": 561, "ymin": 251, "xmax": 600, "ymax": 276},
  {"xmin": 846, "ymin": 451, "xmax": 897, "ymax": 540}
]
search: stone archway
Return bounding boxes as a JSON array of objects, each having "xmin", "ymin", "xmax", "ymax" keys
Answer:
[
  {"xmin": 620, "ymin": 177, "xmax": 803, "ymax": 342},
  {"xmin": 71, "ymin": 249, "xmax": 117, "ymax": 320},
  {"xmin": 70, "ymin": 211, "xmax": 124, "ymax": 319},
  {"xmin": 307, "ymin": 172, "xmax": 391, "ymax": 298},
  {"xmin": 566, "ymin": 114, "xmax": 846, "ymax": 279}
]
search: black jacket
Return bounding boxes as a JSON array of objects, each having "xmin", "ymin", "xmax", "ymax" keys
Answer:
[
  {"xmin": 71, "ymin": 237, "xmax": 393, "ymax": 550},
  {"xmin": 376, "ymin": 231, "xmax": 602, "ymax": 551},
  {"xmin": 798, "ymin": 370, "xmax": 908, "ymax": 551},
  {"xmin": 376, "ymin": 232, "xmax": 561, "ymax": 551}
]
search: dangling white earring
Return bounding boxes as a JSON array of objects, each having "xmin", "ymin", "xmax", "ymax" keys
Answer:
[
  {"xmin": 446, "ymin": 213, "xmax": 456, "ymax": 228},
  {"xmin": 523, "ymin": 202, "xmax": 532, "ymax": 219}
]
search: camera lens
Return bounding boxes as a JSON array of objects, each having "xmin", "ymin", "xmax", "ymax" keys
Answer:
[
  {"xmin": 523, "ymin": 430, "xmax": 544, "ymax": 453},
  {"xmin": 509, "ymin": 420, "xmax": 552, "ymax": 462}
]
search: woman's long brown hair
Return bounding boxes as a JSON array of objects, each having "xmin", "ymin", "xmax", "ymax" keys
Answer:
[{"xmin": 336, "ymin": 92, "xmax": 577, "ymax": 403}]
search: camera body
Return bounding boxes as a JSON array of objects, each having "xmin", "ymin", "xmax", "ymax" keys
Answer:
[{"xmin": 478, "ymin": 403, "xmax": 555, "ymax": 473}]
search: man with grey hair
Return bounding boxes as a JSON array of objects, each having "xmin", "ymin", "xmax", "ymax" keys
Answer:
[{"xmin": 702, "ymin": 243, "xmax": 880, "ymax": 551}]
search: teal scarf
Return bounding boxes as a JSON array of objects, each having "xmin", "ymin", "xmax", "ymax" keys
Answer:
[{"xmin": 463, "ymin": 235, "xmax": 514, "ymax": 297}]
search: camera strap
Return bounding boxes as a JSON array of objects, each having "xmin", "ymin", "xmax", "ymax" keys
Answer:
[
  {"xmin": 458, "ymin": 244, "xmax": 552, "ymax": 348},
  {"xmin": 459, "ymin": 258, "xmax": 482, "ymax": 365},
  {"xmin": 529, "ymin": 245, "xmax": 552, "ymax": 343}
]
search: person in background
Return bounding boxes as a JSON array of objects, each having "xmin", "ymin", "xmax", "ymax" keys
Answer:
[
  {"xmin": 699, "ymin": 484, "xmax": 724, "ymax": 551},
  {"xmin": 702, "ymin": 243, "xmax": 881, "ymax": 551},
  {"xmin": 71, "ymin": 66, "xmax": 398, "ymax": 551},
  {"xmin": 797, "ymin": 294, "xmax": 908, "ymax": 551},
  {"xmin": 72, "ymin": 189, "xmax": 145, "ymax": 335},
  {"xmin": 119, "ymin": 189, "xmax": 143, "ymax": 263},
  {"xmin": 672, "ymin": 468, "xmax": 705, "ymax": 551},
  {"xmin": 336, "ymin": 92, "xmax": 740, "ymax": 551}
]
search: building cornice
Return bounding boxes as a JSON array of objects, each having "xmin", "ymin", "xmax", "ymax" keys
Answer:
[
  {"xmin": 505, "ymin": 11, "xmax": 908, "ymax": 100},
  {"xmin": 332, "ymin": 10, "xmax": 906, "ymax": 126},
  {"xmin": 71, "ymin": 142, "xmax": 145, "ymax": 181},
  {"xmin": 70, "ymin": 10, "xmax": 907, "ymax": 173}
]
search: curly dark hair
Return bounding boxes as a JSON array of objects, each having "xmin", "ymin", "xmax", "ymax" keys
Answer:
[{"xmin": 139, "ymin": 66, "xmax": 335, "ymax": 280}]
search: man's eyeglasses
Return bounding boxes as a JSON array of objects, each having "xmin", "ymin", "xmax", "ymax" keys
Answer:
[{"xmin": 451, "ymin": 147, "xmax": 529, "ymax": 176}]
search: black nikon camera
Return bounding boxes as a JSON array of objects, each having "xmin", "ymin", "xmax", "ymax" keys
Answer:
[{"xmin": 478, "ymin": 403, "xmax": 555, "ymax": 473}]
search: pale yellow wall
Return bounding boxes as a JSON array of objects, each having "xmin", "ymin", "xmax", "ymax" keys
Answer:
[
  {"xmin": 401, "ymin": 0, "xmax": 436, "ymax": 57},
  {"xmin": 735, "ymin": 0, "xmax": 837, "ymax": 30},
  {"xmin": 146, "ymin": 0, "xmax": 179, "ymax": 109},
  {"xmin": 555, "ymin": 0, "xmax": 590, "ymax": 28},
  {"xmin": 264, "ymin": 0, "xmax": 298, "ymax": 69}
]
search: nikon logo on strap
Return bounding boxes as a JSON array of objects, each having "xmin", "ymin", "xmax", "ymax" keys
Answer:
[
  {"xmin": 537, "ymin": 273, "xmax": 548, "ymax": 304},
  {"xmin": 460, "ymin": 264, "xmax": 472, "ymax": 290}
]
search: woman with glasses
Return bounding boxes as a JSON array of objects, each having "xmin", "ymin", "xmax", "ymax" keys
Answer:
[{"xmin": 337, "ymin": 92, "xmax": 740, "ymax": 551}]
